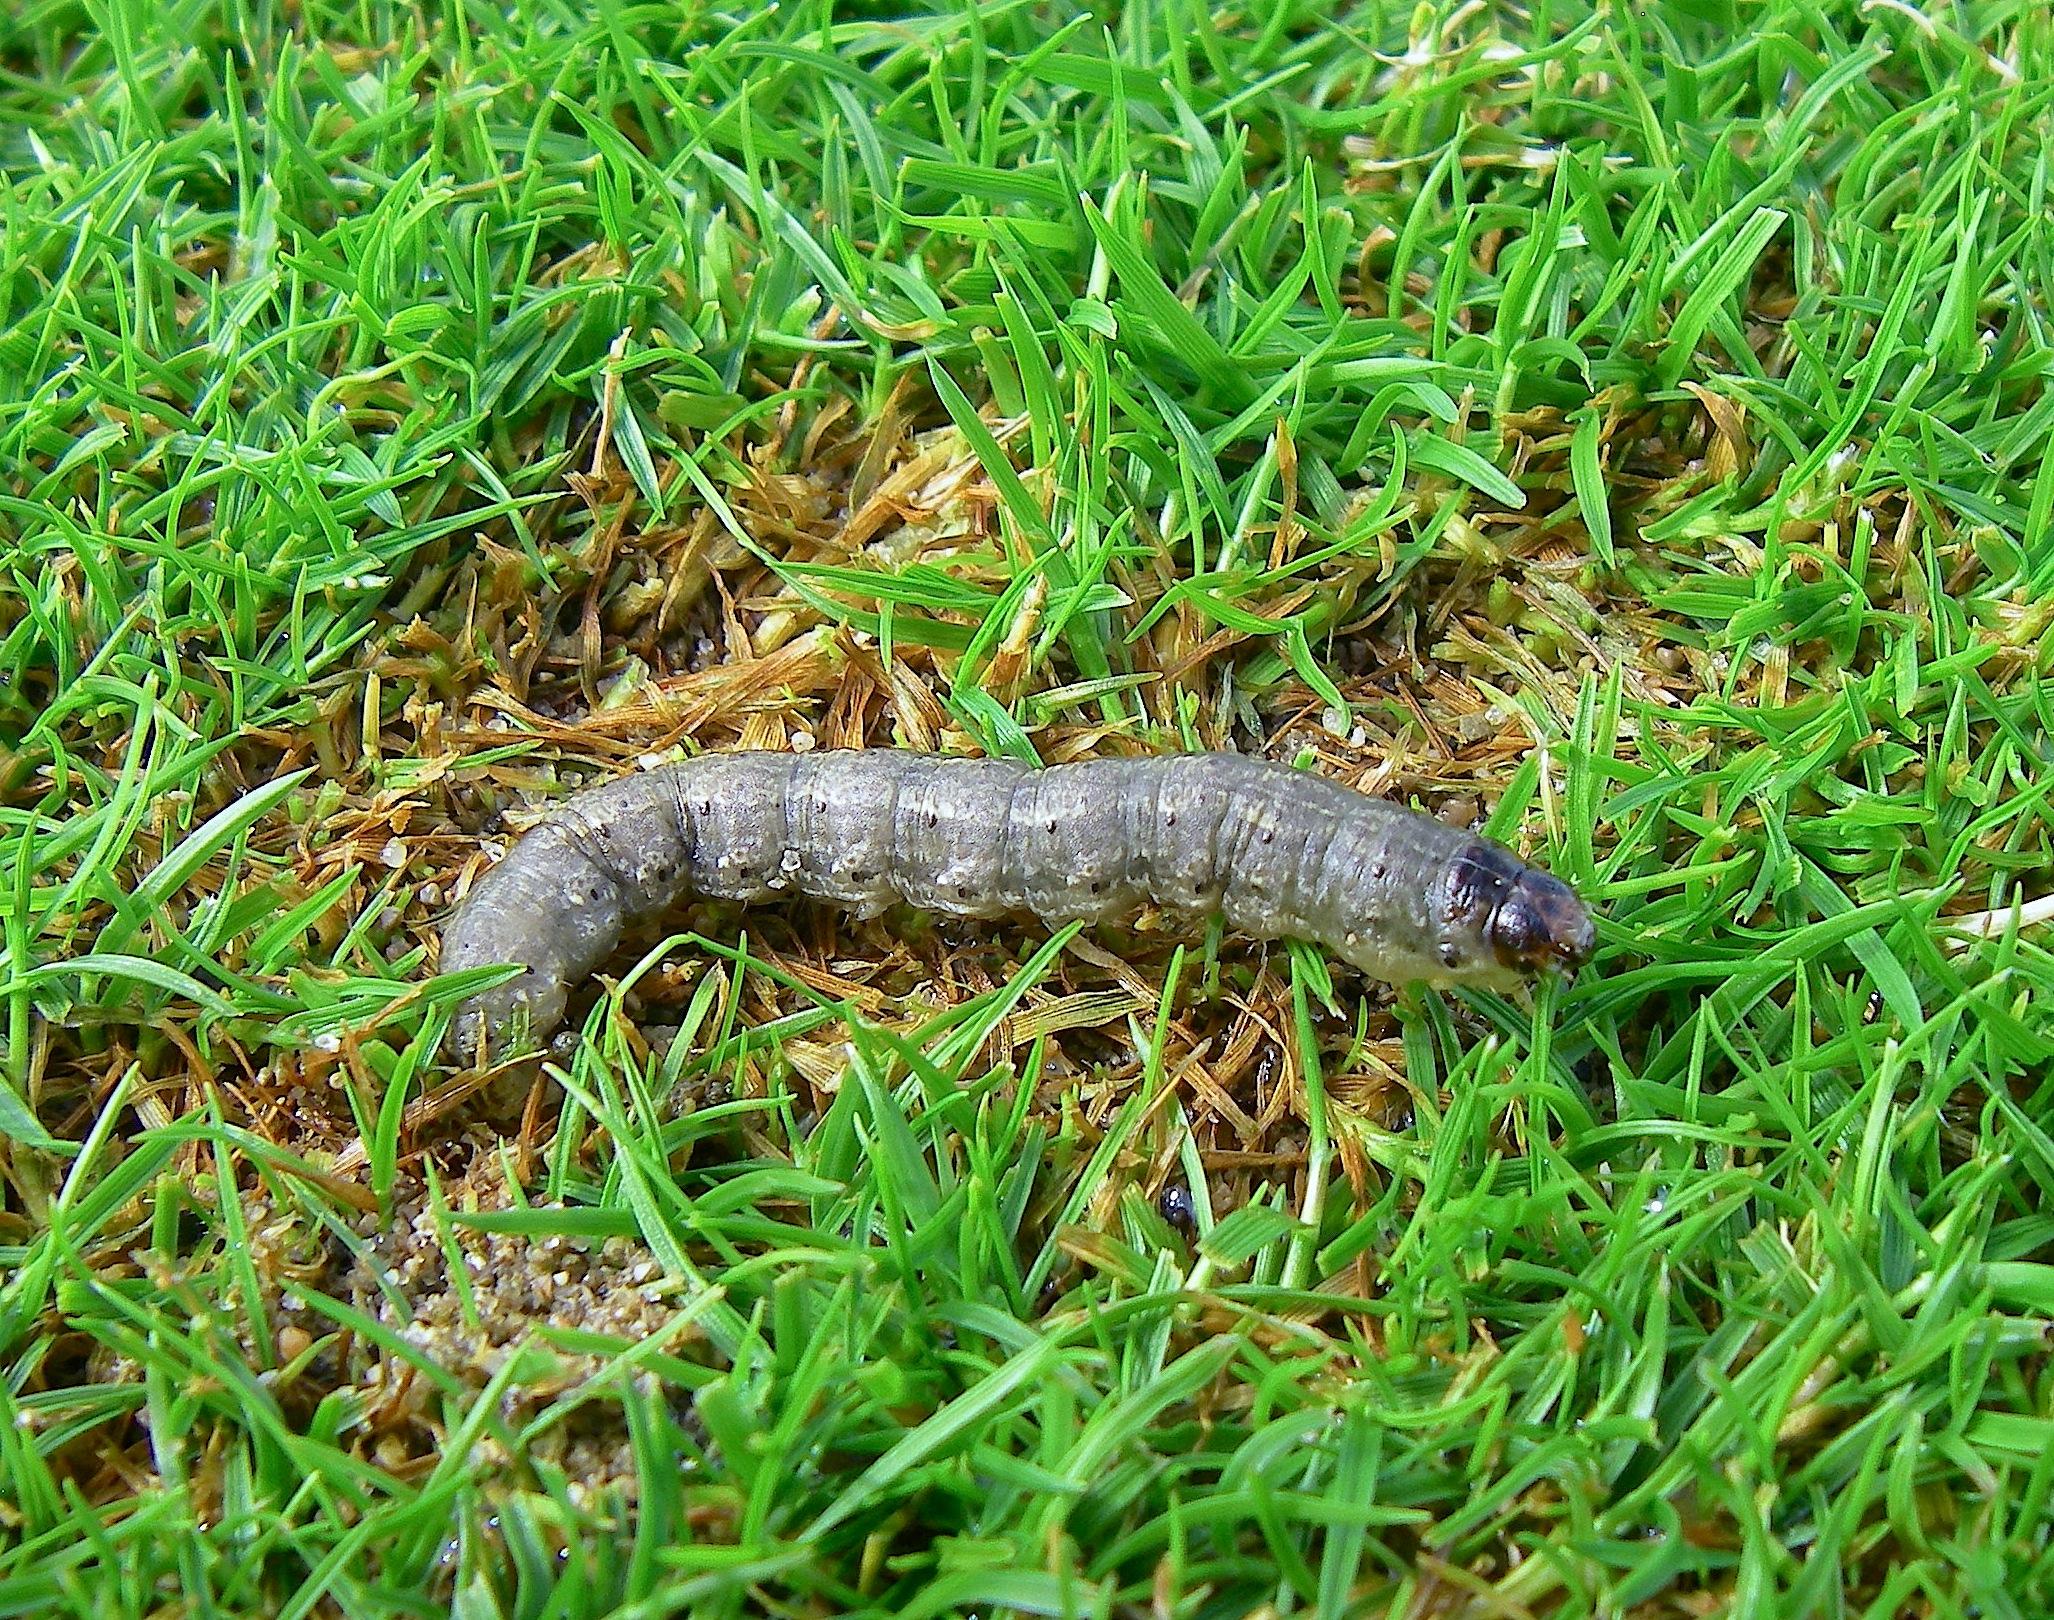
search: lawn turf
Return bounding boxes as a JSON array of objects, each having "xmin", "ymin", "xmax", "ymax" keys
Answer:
[{"xmin": 3, "ymin": 1, "xmax": 2054, "ymax": 1615}]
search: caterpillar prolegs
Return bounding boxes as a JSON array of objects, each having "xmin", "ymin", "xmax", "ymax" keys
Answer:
[{"xmin": 440, "ymin": 749, "xmax": 1596, "ymax": 1057}]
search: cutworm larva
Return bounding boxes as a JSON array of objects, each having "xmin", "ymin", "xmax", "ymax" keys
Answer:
[{"xmin": 440, "ymin": 749, "xmax": 1595, "ymax": 1056}]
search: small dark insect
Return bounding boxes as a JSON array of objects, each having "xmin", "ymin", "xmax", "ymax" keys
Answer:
[
  {"xmin": 1158, "ymin": 1184, "xmax": 1197, "ymax": 1233},
  {"xmin": 440, "ymin": 749, "xmax": 1595, "ymax": 1056}
]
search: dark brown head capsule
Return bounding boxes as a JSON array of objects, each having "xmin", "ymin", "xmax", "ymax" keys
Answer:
[
  {"xmin": 1445, "ymin": 840, "xmax": 1594, "ymax": 980},
  {"xmin": 1486, "ymin": 868, "xmax": 1596, "ymax": 974}
]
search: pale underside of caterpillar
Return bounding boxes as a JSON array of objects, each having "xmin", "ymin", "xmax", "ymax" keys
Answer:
[{"xmin": 440, "ymin": 749, "xmax": 1596, "ymax": 1057}]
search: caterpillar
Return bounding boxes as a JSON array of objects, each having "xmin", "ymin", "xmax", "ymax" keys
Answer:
[{"xmin": 440, "ymin": 749, "xmax": 1595, "ymax": 1057}]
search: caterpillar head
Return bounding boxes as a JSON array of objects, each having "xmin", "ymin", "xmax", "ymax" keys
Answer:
[
  {"xmin": 1444, "ymin": 841, "xmax": 1595, "ymax": 981},
  {"xmin": 1485, "ymin": 868, "xmax": 1595, "ymax": 976}
]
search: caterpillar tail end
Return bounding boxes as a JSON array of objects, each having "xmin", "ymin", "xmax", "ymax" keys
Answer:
[
  {"xmin": 440, "ymin": 883, "xmax": 574, "ymax": 1062},
  {"xmin": 447, "ymin": 971, "xmax": 568, "ymax": 1063}
]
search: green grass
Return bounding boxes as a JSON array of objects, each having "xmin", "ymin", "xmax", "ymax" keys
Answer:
[{"xmin": 3, "ymin": 0, "xmax": 2054, "ymax": 1614}]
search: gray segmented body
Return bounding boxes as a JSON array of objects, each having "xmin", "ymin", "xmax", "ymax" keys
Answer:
[{"xmin": 440, "ymin": 749, "xmax": 1594, "ymax": 1055}]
